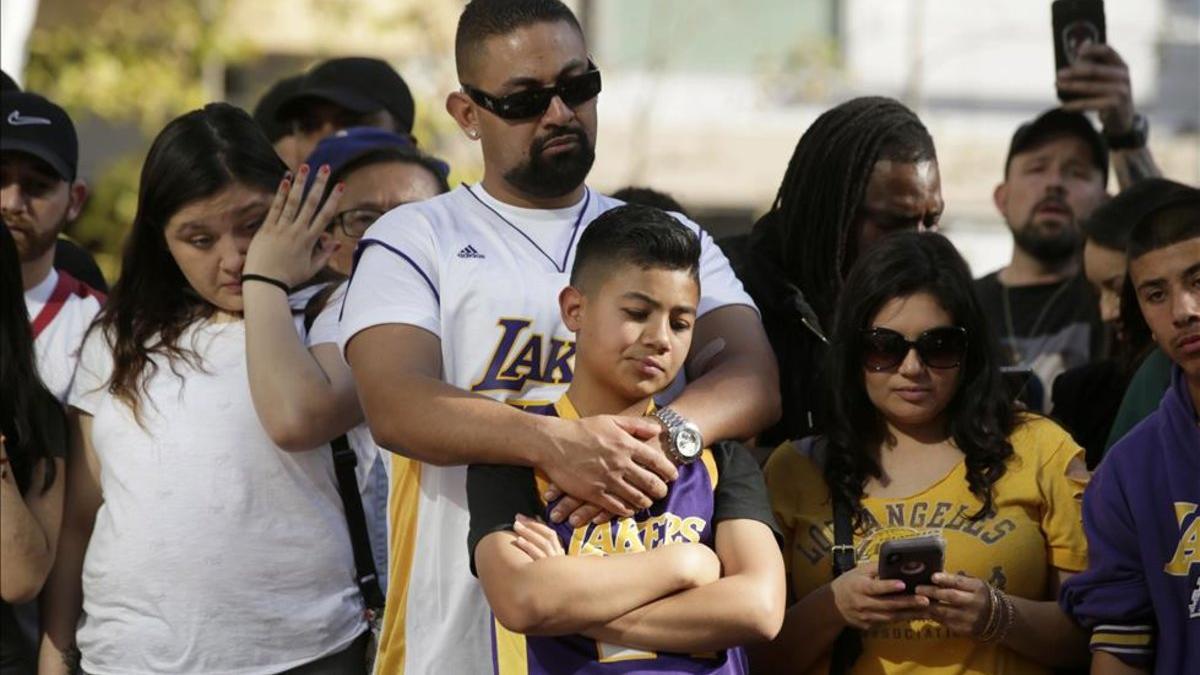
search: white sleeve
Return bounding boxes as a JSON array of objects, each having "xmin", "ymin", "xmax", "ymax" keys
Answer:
[
  {"xmin": 68, "ymin": 326, "xmax": 113, "ymax": 415},
  {"xmin": 307, "ymin": 281, "xmax": 348, "ymax": 348},
  {"xmin": 677, "ymin": 215, "xmax": 757, "ymax": 317},
  {"xmin": 338, "ymin": 211, "xmax": 442, "ymax": 358}
]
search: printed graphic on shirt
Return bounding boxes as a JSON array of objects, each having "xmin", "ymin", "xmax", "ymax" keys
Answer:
[
  {"xmin": 794, "ymin": 502, "xmax": 1018, "ymax": 568},
  {"xmin": 470, "ymin": 318, "xmax": 576, "ymax": 393},
  {"xmin": 1166, "ymin": 502, "xmax": 1200, "ymax": 618}
]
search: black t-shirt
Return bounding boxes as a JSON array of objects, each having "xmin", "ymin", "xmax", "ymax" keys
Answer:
[
  {"xmin": 1, "ymin": 389, "xmax": 67, "ymax": 673},
  {"xmin": 467, "ymin": 439, "xmax": 780, "ymax": 577},
  {"xmin": 974, "ymin": 271, "xmax": 1103, "ymax": 410}
]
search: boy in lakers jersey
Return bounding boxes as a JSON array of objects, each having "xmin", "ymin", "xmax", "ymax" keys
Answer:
[{"xmin": 467, "ymin": 205, "xmax": 784, "ymax": 674}]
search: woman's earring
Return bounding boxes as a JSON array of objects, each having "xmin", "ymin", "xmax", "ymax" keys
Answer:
[{"xmin": 467, "ymin": 129, "xmax": 479, "ymax": 139}]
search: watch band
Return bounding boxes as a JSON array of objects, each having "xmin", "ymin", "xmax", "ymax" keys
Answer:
[
  {"xmin": 1104, "ymin": 113, "xmax": 1149, "ymax": 150},
  {"xmin": 653, "ymin": 406, "xmax": 702, "ymax": 465},
  {"xmin": 653, "ymin": 406, "xmax": 686, "ymax": 433}
]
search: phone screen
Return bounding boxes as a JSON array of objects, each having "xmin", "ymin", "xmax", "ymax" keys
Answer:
[{"xmin": 1052, "ymin": 0, "xmax": 1107, "ymax": 101}]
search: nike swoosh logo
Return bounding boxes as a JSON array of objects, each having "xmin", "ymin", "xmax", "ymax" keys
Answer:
[{"xmin": 7, "ymin": 110, "xmax": 52, "ymax": 126}]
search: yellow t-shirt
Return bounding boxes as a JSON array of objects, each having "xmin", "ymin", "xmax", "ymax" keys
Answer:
[{"xmin": 763, "ymin": 416, "xmax": 1089, "ymax": 675}]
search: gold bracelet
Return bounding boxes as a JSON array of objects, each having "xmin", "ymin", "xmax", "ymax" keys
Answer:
[
  {"xmin": 993, "ymin": 590, "xmax": 1016, "ymax": 644},
  {"xmin": 977, "ymin": 584, "xmax": 1001, "ymax": 641}
]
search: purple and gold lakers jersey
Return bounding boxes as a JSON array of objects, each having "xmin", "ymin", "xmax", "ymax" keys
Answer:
[{"xmin": 467, "ymin": 396, "xmax": 777, "ymax": 674}]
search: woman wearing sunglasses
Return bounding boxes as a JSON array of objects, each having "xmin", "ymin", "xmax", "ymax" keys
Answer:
[{"xmin": 751, "ymin": 232, "xmax": 1090, "ymax": 674}]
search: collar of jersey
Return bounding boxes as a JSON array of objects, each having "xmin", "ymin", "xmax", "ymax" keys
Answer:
[
  {"xmin": 465, "ymin": 183, "xmax": 591, "ymax": 273},
  {"xmin": 554, "ymin": 394, "xmax": 656, "ymax": 421}
]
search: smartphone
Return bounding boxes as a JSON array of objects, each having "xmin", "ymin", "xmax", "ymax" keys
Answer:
[
  {"xmin": 1052, "ymin": 0, "xmax": 1107, "ymax": 101},
  {"xmin": 878, "ymin": 534, "xmax": 945, "ymax": 594},
  {"xmin": 1001, "ymin": 366, "xmax": 1036, "ymax": 402}
]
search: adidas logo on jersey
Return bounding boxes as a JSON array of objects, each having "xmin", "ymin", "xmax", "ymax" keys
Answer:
[{"xmin": 457, "ymin": 245, "xmax": 486, "ymax": 259}]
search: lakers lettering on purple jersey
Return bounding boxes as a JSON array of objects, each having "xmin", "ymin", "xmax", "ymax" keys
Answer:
[{"xmin": 467, "ymin": 396, "xmax": 778, "ymax": 675}]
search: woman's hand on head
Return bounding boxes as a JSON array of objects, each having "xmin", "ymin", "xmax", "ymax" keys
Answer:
[
  {"xmin": 243, "ymin": 163, "xmax": 343, "ymax": 288},
  {"xmin": 830, "ymin": 562, "xmax": 932, "ymax": 630}
]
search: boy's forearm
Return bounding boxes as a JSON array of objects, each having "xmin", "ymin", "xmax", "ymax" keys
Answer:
[
  {"xmin": 581, "ymin": 570, "xmax": 783, "ymax": 653},
  {"xmin": 480, "ymin": 540, "xmax": 711, "ymax": 636}
]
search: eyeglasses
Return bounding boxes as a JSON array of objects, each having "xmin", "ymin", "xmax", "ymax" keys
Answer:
[
  {"xmin": 330, "ymin": 208, "xmax": 384, "ymax": 238},
  {"xmin": 861, "ymin": 326, "xmax": 968, "ymax": 371},
  {"xmin": 462, "ymin": 66, "xmax": 602, "ymax": 121}
]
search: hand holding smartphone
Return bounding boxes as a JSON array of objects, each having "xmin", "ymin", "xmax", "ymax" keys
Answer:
[
  {"xmin": 878, "ymin": 534, "xmax": 946, "ymax": 594},
  {"xmin": 1052, "ymin": 0, "xmax": 1107, "ymax": 101}
]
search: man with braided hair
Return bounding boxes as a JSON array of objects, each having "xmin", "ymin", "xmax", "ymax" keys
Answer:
[{"xmin": 722, "ymin": 96, "xmax": 942, "ymax": 447}]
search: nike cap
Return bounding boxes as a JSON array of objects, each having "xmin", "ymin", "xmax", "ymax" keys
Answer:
[
  {"xmin": 0, "ymin": 69, "xmax": 19, "ymax": 92},
  {"xmin": 1, "ymin": 91, "xmax": 78, "ymax": 181},
  {"xmin": 276, "ymin": 57, "xmax": 415, "ymax": 136}
]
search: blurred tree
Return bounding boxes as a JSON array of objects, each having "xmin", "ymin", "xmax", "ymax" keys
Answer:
[
  {"xmin": 25, "ymin": 0, "xmax": 242, "ymax": 133},
  {"xmin": 19, "ymin": 0, "xmax": 477, "ymax": 282},
  {"xmin": 22, "ymin": 0, "xmax": 246, "ymax": 279}
]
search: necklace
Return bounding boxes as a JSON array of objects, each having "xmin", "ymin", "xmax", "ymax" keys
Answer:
[{"xmin": 1000, "ymin": 277, "xmax": 1074, "ymax": 365}]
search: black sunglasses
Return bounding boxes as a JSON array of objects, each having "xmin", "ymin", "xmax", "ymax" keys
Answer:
[
  {"xmin": 861, "ymin": 326, "xmax": 968, "ymax": 371},
  {"xmin": 462, "ymin": 65, "xmax": 602, "ymax": 121}
]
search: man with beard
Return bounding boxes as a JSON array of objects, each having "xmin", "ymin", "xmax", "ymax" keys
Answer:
[
  {"xmin": 976, "ymin": 43, "xmax": 1161, "ymax": 410},
  {"xmin": 1, "ymin": 91, "xmax": 103, "ymax": 404},
  {"xmin": 338, "ymin": 1, "xmax": 779, "ymax": 671},
  {"xmin": 975, "ymin": 111, "xmax": 1112, "ymax": 410}
]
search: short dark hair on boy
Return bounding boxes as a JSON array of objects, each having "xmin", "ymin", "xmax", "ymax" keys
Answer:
[
  {"xmin": 1083, "ymin": 178, "xmax": 1197, "ymax": 252},
  {"xmin": 571, "ymin": 204, "xmax": 701, "ymax": 290},
  {"xmin": 1127, "ymin": 189, "xmax": 1200, "ymax": 262},
  {"xmin": 456, "ymin": 0, "xmax": 582, "ymax": 80}
]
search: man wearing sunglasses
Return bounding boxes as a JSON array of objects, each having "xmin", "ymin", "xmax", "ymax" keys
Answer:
[{"xmin": 338, "ymin": 0, "xmax": 779, "ymax": 672}]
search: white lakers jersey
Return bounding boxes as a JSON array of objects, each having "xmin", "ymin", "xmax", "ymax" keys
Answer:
[{"xmin": 338, "ymin": 184, "xmax": 754, "ymax": 674}]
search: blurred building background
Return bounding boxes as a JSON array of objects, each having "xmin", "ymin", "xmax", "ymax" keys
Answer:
[{"xmin": 2, "ymin": 0, "xmax": 1198, "ymax": 278}]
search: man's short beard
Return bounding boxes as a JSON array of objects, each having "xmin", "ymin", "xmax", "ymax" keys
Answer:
[
  {"xmin": 7, "ymin": 213, "xmax": 65, "ymax": 263},
  {"xmin": 504, "ymin": 127, "xmax": 595, "ymax": 200},
  {"xmin": 1012, "ymin": 217, "xmax": 1081, "ymax": 265}
]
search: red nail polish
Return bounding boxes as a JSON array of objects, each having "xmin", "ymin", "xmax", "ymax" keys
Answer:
[
  {"xmin": 336, "ymin": 182, "xmax": 345, "ymax": 192},
  {"xmin": 320, "ymin": 165, "xmax": 330, "ymax": 175},
  {"xmin": 298, "ymin": 164, "xmax": 309, "ymax": 174}
]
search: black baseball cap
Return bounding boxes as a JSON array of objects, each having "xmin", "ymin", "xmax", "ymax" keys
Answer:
[
  {"xmin": 1, "ymin": 91, "xmax": 78, "ymax": 181},
  {"xmin": 0, "ymin": 70, "xmax": 18, "ymax": 92},
  {"xmin": 1005, "ymin": 108, "xmax": 1108, "ymax": 179},
  {"xmin": 276, "ymin": 57, "xmax": 415, "ymax": 135},
  {"xmin": 253, "ymin": 74, "xmax": 304, "ymax": 143}
]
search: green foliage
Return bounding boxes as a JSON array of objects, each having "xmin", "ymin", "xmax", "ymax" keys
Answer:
[
  {"xmin": 24, "ymin": 0, "xmax": 245, "ymax": 133},
  {"xmin": 22, "ymin": 0, "xmax": 249, "ymax": 281},
  {"xmin": 66, "ymin": 154, "xmax": 142, "ymax": 282}
]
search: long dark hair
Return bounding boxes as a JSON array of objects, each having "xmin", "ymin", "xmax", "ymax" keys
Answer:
[
  {"xmin": 0, "ymin": 222, "xmax": 61, "ymax": 493},
  {"xmin": 748, "ymin": 96, "xmax": 936, "ymax": 327},
  {"xmin": 822, "ymin": 232, "xmax": 1015, "ymax": 527},
  {"xmin": 94, "ymin": 103, "xmax": 286, "ymax": 417}
]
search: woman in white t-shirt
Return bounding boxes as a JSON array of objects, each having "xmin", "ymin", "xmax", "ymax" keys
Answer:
[{"xmin": 38, "ymin": 103, "xmax": 367, "ymax": 675}]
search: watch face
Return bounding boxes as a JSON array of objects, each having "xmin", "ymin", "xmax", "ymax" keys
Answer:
[{"xmin": 675, "ymin": 428, "xmax": 703, "ymax": 459}]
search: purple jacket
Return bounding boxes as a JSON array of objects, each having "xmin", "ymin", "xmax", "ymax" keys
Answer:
[{"xmin": 1060, "ymin": 366, "xmax": 1200, "ymax": 673}]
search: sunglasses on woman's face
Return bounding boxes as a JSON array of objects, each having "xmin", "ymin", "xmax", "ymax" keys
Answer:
[
  {"xmin": 861, "ymin": 326, "xmax": 968, "ymax": 371},
  {"xmin": 462, "ymin": 65, "xmax": 602, "ymax": 121}
]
